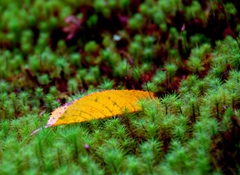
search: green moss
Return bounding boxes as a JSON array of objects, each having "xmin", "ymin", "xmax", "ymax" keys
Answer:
[
  {"xmin": 128, "ymin": 13, "xmax": 144, "ymax": 30},
  {"xmin": 0, "ymin": 1, "xmax": 240, "ymax": 174}
]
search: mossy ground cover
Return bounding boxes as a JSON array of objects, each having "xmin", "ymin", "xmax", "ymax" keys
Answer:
[{"xmin": 0, "ymin": 0, "xmax": 240, "ymax": 174}]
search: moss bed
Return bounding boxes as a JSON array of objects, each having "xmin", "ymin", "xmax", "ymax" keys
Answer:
[{"xmin": 0, "ymin": 0, "xmax": 240, "ymax": 174}]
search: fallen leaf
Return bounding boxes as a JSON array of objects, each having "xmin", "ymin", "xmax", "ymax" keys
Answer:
[{"xmin": 31, "ymin": 90, "xmax": 155, "ymax": 135}]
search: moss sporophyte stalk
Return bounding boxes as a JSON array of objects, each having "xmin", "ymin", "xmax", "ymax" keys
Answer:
[{"xmin": 0, "ymin": 0, "xmax": 240, "ymax": 174}]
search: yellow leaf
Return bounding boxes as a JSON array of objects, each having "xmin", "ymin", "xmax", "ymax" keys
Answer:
[{"xmin": 31, "ymin": 90, "xmax": 155, "ymax": 135}]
